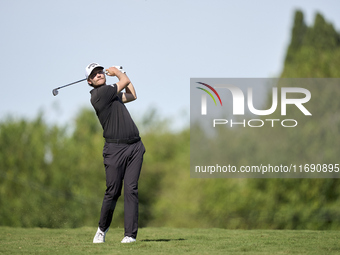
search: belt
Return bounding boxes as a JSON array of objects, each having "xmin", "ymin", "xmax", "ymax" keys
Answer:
[{"xmin": 105, "ymin": 137, "xmax": 141, "ymax": 144}]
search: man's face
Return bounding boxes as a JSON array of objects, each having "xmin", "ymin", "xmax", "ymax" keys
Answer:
[{"xmin": 88, "ymin": 67, "xmax": 106, "ymax": 87}]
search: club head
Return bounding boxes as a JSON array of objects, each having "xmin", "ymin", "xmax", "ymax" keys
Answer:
[{"xmin": 52, "ymin": 89, "xmax": 59, "ymax": 96}]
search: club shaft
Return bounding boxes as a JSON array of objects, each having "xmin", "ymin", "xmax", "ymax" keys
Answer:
[{"xmin": 56, "ymin": 78, "xmax": 87, "ymax": 90}]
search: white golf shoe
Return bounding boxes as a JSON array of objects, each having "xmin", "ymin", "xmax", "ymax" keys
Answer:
[
  {"xmin": 121, "ymin": 236, "xmax": 136, "ymax": 243},
  {"xmin": 93, "ymin": 227, "xmax": 109, "ymax": 243}
]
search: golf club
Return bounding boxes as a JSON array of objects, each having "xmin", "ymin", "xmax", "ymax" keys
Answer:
[
  {"xmin": 52, "ymin": 66, "xmax": 125, "ymax": 96},
  {"xmin": 52, "ymin": 78, "xmax": 87, "ymax": 96}
]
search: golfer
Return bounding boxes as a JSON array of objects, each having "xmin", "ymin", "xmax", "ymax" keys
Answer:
[{"xmin": 85, "ymin": 63, "xmax": 145, "ymax": 244}]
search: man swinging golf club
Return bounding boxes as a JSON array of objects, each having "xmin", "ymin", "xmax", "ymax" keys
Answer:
[{"xmin": 86, "ymin": 63, "xmax": 145, "ymax": 244}]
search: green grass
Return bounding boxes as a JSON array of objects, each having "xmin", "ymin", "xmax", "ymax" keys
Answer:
[{"xmin": 1, "ymin": 227, "xmax": 340, "ymax": 254}]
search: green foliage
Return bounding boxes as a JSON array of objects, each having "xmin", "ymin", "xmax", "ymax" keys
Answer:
[
  {"xmin": 0, "ymin": 108, "xmax": 191, "ymax": 229},
  {"xmin": 283, "ymin": 10, "xmax": 340, "ymax": 78},
  {"xmin": 266, "ymin": 11, "xmax": 340, "ymax": 230},
  {"xmin": 182, "ymin": 10, "xmax": 340, "ymax": 231},
  {"xmin": 284, "ymin": 10, "xmax": 307, "ymax": 65}
]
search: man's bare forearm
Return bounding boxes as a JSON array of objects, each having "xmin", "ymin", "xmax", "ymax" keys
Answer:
[
  {"xmin": 116, "ymin": 72, "xmax": 131, "ymax": 89},
  {"xmin": 125, "ymin": 82, "xmax": 137, "ymax": 99},
  {"xmin": 105, "ymin": 66, "xmax": 131, "ymax": 93}
]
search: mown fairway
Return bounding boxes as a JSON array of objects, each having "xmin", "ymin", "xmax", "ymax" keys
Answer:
[{"xmin": 1, "ymin": 227, "xmax": 340, "ymax": 254}]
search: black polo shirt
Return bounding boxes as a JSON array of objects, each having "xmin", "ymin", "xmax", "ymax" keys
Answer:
[{"xmin": 90, "ymin": 84, "xmax": 140, "ymax": 140}]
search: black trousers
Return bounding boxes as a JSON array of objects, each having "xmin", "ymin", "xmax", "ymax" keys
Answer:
[{"xmin": 98, "ymin": 140, "xmax": 145, "ymax": 239}]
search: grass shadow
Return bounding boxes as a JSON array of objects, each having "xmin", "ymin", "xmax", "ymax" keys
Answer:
[{"xmin": 141, "ymin": 238, "xmax": 186, "ymax": 242}]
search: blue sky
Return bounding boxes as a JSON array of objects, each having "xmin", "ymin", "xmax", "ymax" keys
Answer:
[{"xmin": 1, "ymin": 0, "xmax": 339, "ymax": 130}]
